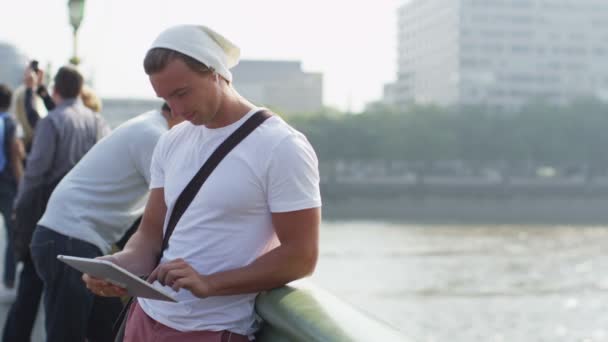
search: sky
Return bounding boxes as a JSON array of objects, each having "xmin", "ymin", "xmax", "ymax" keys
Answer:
[{"xmin": 1, "ymin": 0, "xmax": 404, "ymax": 112}]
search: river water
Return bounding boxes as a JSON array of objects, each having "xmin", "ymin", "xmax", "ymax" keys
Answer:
[
  {"xmin": 311, "ymin": 221, "xmax": 608, "ymax": 342},
  {"xmin": 1, "ymin": 220, "xmax": 606, "ymax": 341}
]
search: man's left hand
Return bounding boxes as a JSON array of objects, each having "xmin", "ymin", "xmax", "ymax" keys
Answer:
[{"xmin": 148, "ymin": 258, "xmax": 212, "ymax": 298}]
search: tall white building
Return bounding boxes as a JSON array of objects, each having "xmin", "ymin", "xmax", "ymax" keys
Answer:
[
  {"xmin": 394, "ymin": 0, "xmax": 608, "ymax": 110},
  {"xmin": 231, "ymin": 60, "xmax": 323, "ymax": 114}
]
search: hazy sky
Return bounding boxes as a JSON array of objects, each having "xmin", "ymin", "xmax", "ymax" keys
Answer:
[{"xmin": 1, "ymin": 0, "xmax": 404, "ymax": 111}]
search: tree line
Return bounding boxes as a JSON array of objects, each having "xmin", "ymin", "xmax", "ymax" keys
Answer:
[{"xmin": 284, "ymin": 98, "xmax": 608, "ymax": 177}]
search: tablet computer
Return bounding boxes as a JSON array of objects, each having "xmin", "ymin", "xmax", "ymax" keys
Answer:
[{"xmin": 57, "ymin": 255, "xmax": 177, "ymax": 302}]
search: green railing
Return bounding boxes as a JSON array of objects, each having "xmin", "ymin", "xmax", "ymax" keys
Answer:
[{"xmin": 255, "ymin": 280, "xmax": 411, "ymax": 341}]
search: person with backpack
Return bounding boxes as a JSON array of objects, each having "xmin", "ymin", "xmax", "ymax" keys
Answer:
[{"xmin": 0, "ymin": 84, "xmax": 25, "ymax": 301}]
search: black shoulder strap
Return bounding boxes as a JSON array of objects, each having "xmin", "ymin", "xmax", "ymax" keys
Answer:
[{"xmin": 157, "ymin": 109, "xmax": 272, "ymax": 263}]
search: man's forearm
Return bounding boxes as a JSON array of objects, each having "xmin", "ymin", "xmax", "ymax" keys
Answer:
[
  {"xmin": 113, "ymin": 228, "xmax": 163, "ymax": 276},
  {"xmin": 36, "ymin": 85, "xmax": 55, "ymax": 111},
  {"xmin": 205, "ymin": 243, "xmax": 318, "ymax": 297},
  {"xmin": 24, "ymin": 88, "xmax": 40, "ymax": 129},
  {"xmin": 10, "ymin": 139, "xmax": 24, "ymax": 181},
  {"xmin": 10, "ymin": 156, "xmax": 23, "ymax": 183}
]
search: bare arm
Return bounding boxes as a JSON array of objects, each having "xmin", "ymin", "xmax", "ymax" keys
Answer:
[
  {"xmin": 9, "ymin": 137, "xmax": 24, "ymax": 181},
  {"xmin": 151, "ymin": 207, "xmax": 320, "ymax": 297}
]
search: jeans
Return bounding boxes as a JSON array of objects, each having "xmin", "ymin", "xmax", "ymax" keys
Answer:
[
  {"xmin": 1, "ymin": 257, "xmax": 42, "ymax": 342},
  {"xmin": 0, "ymin": 188, "xmax": 16, "ymax": 287},
  {"xmin": 31, "ymin": 225, "xmax": 123, "ymax": 342}
]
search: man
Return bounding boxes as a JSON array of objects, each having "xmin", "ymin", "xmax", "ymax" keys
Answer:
[
  {"xmin": 29, "ymin": 103, "xmax": 182, "ymax": 342},
  {"xmin": 3, "ymin": 65, "xmax": 110, "ymax": 342},
  {"xmin": 0, "ymin": 84, "xmax": 25, "ymax": 299},
  {"xmin": 83, "ymin": 25, "xmax": 321, "ymax": 341},
  {"xmin": 11, "ymin": 62, "xmax": 54, "ymax": 152}
]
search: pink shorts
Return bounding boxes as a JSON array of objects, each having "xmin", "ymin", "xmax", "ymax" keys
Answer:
[{"xmin": 124, "ymin": 301, "xmax": 251, "ymax": 342}]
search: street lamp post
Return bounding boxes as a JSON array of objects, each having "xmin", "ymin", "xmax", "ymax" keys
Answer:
[{"xmin": 68, "ymin": 0, "xmax": 85, "ymax": 66}]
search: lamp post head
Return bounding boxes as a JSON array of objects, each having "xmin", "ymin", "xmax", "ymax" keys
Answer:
[
  {"xmin": 67, "ymin": 0, "xmax": 85, "ymax": 66},
  {"xmin": 68, "ymin": 0, "xmax": 85, "ymax": 31}
]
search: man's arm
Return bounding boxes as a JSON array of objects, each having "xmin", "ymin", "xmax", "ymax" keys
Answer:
[
  {"xmin": 153, "ymin": 133, "xmax": 321, "ymax": 298},
  {"xmin": 23, "ymin": 88, "xmax": 41, "ymax": 129},
  {"xmin": 151, "ymin": 206, "xmax": 320, "ymax": 298},
  {"xmin": 33, "ymin": 69, "xmax": 55, "ymax": 111},
  {"xmin": 14, "ymin": 118, "xmax": 56, "ymax": 207},
  {"xmin": 36, "ymin": 85, "xmax": 55, "ymax": 111},
  {"xmin": 9, "ymin": 136, "xmax": 24, "ymax": 181}
]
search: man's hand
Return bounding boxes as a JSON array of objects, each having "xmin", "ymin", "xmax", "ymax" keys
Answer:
[
  {"xmin": 81, "ymin": 255, "xmax": 128, "ymax": 297},
  {"xmin": 148, "ymin": 258, "xmax": 212, "ymax": 298},
  {"xmin": 35, "ymin": 69, "xmax": 45, "ymax": 86}
]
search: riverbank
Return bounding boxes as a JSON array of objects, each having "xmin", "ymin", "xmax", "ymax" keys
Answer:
[{"xmin": 322, "ymin": 196, "xmax": 608, "ymax": 225}]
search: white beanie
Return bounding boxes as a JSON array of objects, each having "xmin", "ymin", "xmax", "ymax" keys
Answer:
[{"xmin": 149, "ymin": 25, "xmax": 240, "ymax": 82}]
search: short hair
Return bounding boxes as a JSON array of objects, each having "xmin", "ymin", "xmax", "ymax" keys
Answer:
[
  {"xmin": 0, "ymin": 84, "xmax": 12, "ymax": 111},
  {"xmin": 143, "ymin": 48, "xmax": 213, "ymax": 76},
  {"xmin": 54, "ymin": 66, "xmax": 84, "ymax": 99}
]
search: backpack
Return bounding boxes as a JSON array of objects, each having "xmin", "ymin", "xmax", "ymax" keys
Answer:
[{"xmin": 0, "ymin": 113, "xmax": 8, "ymax": 172}]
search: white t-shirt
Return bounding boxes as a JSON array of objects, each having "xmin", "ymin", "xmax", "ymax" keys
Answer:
[
  {"xmin": 138, "ymin": 108, "xmax": 321, "ymax": 336},
  {"xmin": 39, "ymin": 110, "xmax": 168, "ymax": 253}
]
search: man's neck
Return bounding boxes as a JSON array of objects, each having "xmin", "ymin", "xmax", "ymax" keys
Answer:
[
  {"xmin": 53, "ymin": 94, "xmax": 65, "ymax": 106},
  {"xmin": 206, "ymin": 92, "xmax": 255, "ymax": 129}
]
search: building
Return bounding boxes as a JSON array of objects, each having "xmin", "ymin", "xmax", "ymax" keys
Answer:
[
  {"xmin": 393, "ymin": 0, "xmax": 608, "ymax": 110},
  {"xmin": 0, "ymin": 42, "xmax": 28, "ymax": 89},
  {"xmin": 381, "ymin": 82, "xmax": 399, "ymax": 107},
  {"xmin": 231, "ymin": 60, "xmax": 323, "ymax": 114}
]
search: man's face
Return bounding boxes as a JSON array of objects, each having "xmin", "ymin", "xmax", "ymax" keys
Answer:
[{"xmin": 149, "ymin": 58, "xmax": 220, "ymax": 126}]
